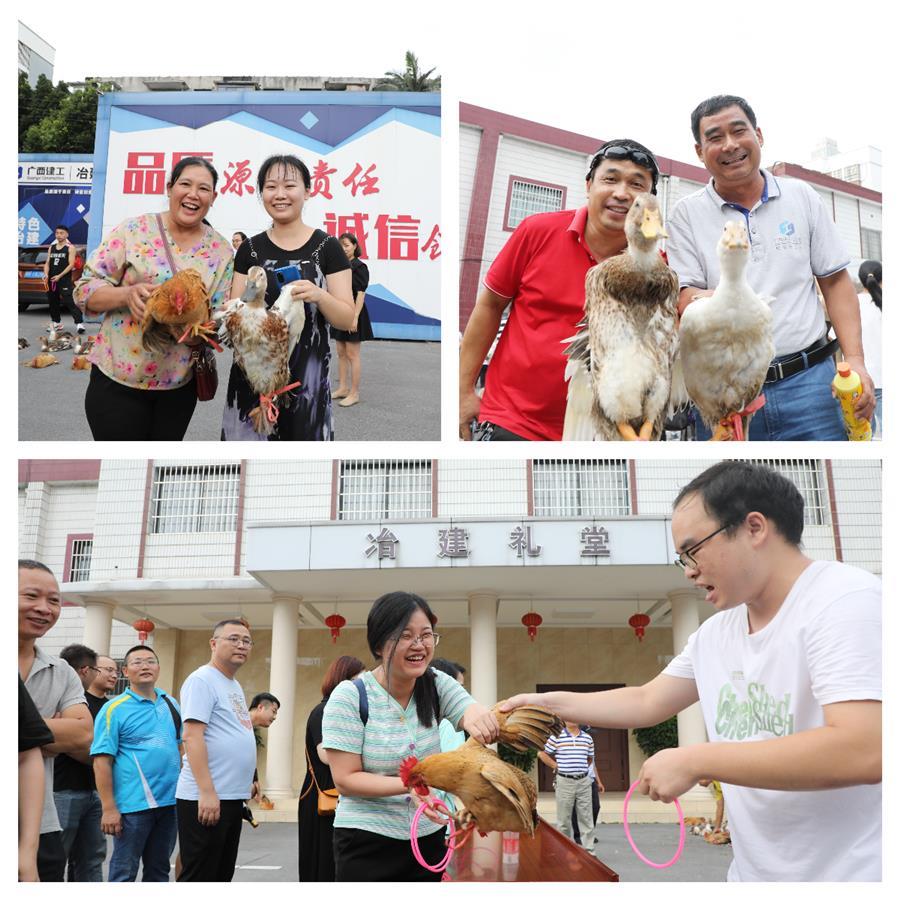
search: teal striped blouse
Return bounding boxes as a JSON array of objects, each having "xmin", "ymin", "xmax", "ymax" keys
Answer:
[{"xmin": 322, "ymin": 668, "xmax": 473, "ymax": 839}]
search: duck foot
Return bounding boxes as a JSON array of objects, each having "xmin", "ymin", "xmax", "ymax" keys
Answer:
[{"xmin": 617, "ymin": 421, "xmax": 651, "ymax": 441}]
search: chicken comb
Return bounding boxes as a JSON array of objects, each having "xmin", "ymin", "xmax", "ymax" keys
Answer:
[{"xmin": 398, "ymin": 755, "xmax": 421, "ymax": 787}]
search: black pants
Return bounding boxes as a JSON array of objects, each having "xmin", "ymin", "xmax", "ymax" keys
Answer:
[
  {"xmin": 473, "ymin": 421, "xmax": 528, "ymax": 441},
  {"xmin": 85, "ymin": 365, "xmax": 197, "ymax": 440},
  {"xmin": 333, "ymin": 826, "xmax": 446, "ymax": 881},
  {"xmin": 48, "ymin": 281, "xmax": 83, "ymax": 325},
  {"xmin": 176, "ymin": 799, "xmax": 244, "ymax": 882},
  {"xmin": 37, "ymin": 830, "xmax": 67, "ymax": 882}
]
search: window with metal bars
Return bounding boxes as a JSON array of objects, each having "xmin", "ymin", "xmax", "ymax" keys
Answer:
[
  {"xmin": 149, "ymin": 464, "xmax": 240, "ymax": 534},
  {"xmin": 68, "ymin": 538, "xmax": 93, "ymax": 582},
  {"xmin": 504, "ymin": 178, "xmax": 566, "ymax": 230},
  {"xmin": 532, "ymin": 460, "xmax": 630, "ymax": 517},
  {"xmin": 758, "ymin": 459, "xmax": 826, "ymax": 526},
  {"xmin": 339, "ymin": 460, "xmax": 432, "ymax": 520},
  {"xmin": 860, "ymin": 228, "xmax": 882, "ymax": 261}
]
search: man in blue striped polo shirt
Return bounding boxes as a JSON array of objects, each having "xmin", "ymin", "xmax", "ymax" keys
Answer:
[
  {"xmin": 91, "ymin": 645, "xmax": 181, "ymax": 882},
  {"xmin": 539, "ymin": 721, "xmax": 595, "ymax": 847}
]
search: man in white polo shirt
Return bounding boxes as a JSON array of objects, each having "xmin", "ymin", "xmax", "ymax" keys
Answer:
[
  {"xmin": 666, "ymin": 94, "xmax": 875, "ymax": 440},
  {"xmin": 175, "ymin": 618, "xmax": 257, "ymax": 882},
  {"xmin": 539, "ymin": 721, "xmax": 595, "ymax": 848}
]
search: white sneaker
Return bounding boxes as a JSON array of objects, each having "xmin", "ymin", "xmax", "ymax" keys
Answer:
[
  {"xmin": 45, "ymin": 322, "xmax": 57, "ymax": 334},
  {"xmin": 76, "ymin": 323, "xmax": 86, "ymax": 334}
]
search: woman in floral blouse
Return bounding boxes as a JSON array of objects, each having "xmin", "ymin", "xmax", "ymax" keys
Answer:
[{"xmin": 74, "ymin": 157, "xmax": 233, "ymax": 440}]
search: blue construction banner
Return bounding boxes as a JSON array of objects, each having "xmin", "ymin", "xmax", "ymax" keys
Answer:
[{"xmin": 18, "ymin": 155, "xmax": 94, "ymax": 246}]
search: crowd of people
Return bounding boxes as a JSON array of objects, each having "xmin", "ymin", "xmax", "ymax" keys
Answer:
[
  {"xmin": 459, "ymin": 93, "xmax": 880, "ymax": 441},
  {"xmin": 63, "ymin": 153, "xmax": 375, "ymax": 441},
  {"xmin": 18, "ymin": 462, "xmax": 883, "ymax": 882}
]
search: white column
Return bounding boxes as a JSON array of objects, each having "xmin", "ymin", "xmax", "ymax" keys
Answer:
[
  {"xmin": 265, "ymin": 595, "xmax": 299, "ymax": 803},
  {"xmin": 82, "ymin": 600, "xmax": 114, "ymax": 656},
  {"xmin": 468, "ymin": 592, "xmax": 499, "ymax": 706},
  {"xmin": 668, "ymin": 589, "xmax": 709, "ymax": 799}
]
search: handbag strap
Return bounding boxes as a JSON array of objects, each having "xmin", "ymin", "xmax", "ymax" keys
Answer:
[
  {"xmin": 301, "ymin": 745, "xmax": 333, "ymax": 800},
  {"xmin": 155, "ymin": 213, "xmax": 180, "ymax": 276}
]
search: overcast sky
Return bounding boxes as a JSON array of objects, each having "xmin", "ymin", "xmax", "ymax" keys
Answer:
[{"xmin": 23, "ymin": 0, "xmax": 885, "ymax": 172}]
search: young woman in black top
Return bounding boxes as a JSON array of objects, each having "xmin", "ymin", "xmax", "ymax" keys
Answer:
[
  {"xmin": 221, "ymin": 154, "xmax": 354, "ymax": 440},
  {"xmin": 331, "ymin": 232, "xmax": 374, "ymax": 407}
]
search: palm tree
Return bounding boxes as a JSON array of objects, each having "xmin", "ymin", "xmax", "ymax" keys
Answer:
[{"xmin": 374, "ymin": 51, "xmax": 440, "ymax": 92}]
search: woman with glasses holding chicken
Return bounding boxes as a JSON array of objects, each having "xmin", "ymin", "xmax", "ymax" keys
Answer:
[{"xmin": 322, "ymin": 592, "xmax": 499, "ymax": 881}]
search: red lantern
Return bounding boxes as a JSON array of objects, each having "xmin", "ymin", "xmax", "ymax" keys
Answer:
[
  {"xmin": 132, "ymin": 618, "xmax": 155, "ymax": 644},
  {"xmin": 325, "ymin": 613, "xmax": 346, "ymax": 643},
  {"xmin": 521, "ymin": 612, "xmax": 543, "ymax": 642},
  {"xmin": 628, "ymin": 613, "xmax": 651, "ymax": 642}
]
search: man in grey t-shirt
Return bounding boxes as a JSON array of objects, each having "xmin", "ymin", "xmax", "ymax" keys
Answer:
[
  {"xmin": 18, "ymin": 560, "xmax": 92, "ymax": 882},
  {"xmin": 666, "ymin": 94, "xmax": 875, "ymax": 441},
  {"xmin": 176, "ymin": 618, "xmax": 257, "ymax": 882}
]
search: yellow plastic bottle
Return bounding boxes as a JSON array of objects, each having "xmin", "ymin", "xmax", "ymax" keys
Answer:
[{"xmin": 832, "ymin": 363, "xmax": 872, "ymax": 441}]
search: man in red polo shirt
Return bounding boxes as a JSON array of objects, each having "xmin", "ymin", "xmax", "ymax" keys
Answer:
[{"xmin": 459, "ymin": 139, "xmax": 660, "ymax": 440}]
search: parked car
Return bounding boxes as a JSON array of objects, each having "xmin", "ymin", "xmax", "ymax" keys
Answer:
[{"xmin": 18, "ymin": 243, "xmax": 86, "ymax": 311}]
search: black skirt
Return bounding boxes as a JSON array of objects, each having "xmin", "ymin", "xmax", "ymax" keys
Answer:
[
  {"xmin": 331, "ymin": 302, "xmax": 374, "ymax": 343},
  {"xmin": 332, "ymin": 826, "xmax": 446, "ymax": 882}
]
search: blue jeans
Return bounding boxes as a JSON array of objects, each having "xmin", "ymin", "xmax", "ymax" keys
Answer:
[
  {"xmin": 107, "ymin": 806, "xmax": 177, "ymax": 882},
  {"xmin": 54, "ymin": 789, "xmax": 106, "ymax": 882},
  {"xmin": 694, "ymin": 358, "xmax": 847, "ymax": 441}
]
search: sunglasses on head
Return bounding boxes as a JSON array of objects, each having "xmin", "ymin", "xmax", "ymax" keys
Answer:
[{"xmin": 589, "ymin": 145, "xmax": 659, "ymax": 185}]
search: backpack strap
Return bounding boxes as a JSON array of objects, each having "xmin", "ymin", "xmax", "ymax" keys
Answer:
[
  {"xmin": 354, "ymin": 677, "xmax": 369, "ymax": 726},
  {"xmin": 160, "ymin": 693, "xmax": 182, "ymax": 741}
]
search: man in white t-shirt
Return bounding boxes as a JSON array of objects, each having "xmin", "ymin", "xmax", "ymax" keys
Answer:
[
  {"xmin": 502, "ymin": 462, "xmax": 881, "ymax": 881},
  {"xmin": 175, "ymin": 619, "xmax": 257, "ymax": 882}
]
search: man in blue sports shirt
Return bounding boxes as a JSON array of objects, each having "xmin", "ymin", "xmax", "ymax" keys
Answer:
[{"xmin": 91, "ymin": 645, "xmax": 181, "ymax": 882}]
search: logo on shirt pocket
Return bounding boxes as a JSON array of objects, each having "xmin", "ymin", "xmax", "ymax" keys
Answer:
[{"xmin": 779, "ymin": 221, "xmax": 795, "ymax": 236}]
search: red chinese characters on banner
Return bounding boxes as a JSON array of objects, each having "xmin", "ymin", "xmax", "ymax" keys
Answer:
[
  {"xmin": 123, "ymin": 152, "xmax": 213, "ymax": 195},
  {"xmin": 310, "ymin": 159, "xmax": 338, "ymax": 200},
  {"xmin": 375, "ymin": 214, "xmax": 420, "ymax": 261},
  {"xmin": 342, "ymin": 163, "xmax": 380, "ymax": 197},
  {"xmin": 324, "ymin": 213, "xmax": 440, "ymax": 263},
  {"xmin": 421, "ymin": 225, "xmax": 441, "ymax": 260},
  {"xmin": 123, "ymin": 152, "xmax": 166, "ymax": 195},
  {"xmin": 220, "ymin": 160, "xmax": 255, "ymax": 197},
  {"xmin": 323, "ymin": 213, "xmax": 370, "ymax": 258}
]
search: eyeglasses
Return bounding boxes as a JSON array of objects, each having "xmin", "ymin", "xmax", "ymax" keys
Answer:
[
  {"xmin": 398, "ymin": 631, "xmax": 440, "ymax": 648},
  {"xmin": 97, "ymin": 666, "xmax": 118, "ymax": 674},
  {"xmin": 82, "ymin": 665, "xmax": 100, "ymax": 674},
  {"xmin": 589, "ymin": 144, "xmax": 659, "ymax": 186},
  {"xmin": 674, "ymin": 524, "xmax": 731, "ymax": 570},
  {"xmin": 127, "ymin": 658, "xmax": 159, "ymax": 668},
  {"xmin": 218, "ymin": 635, "xmax": 253, "ymax": 647}
]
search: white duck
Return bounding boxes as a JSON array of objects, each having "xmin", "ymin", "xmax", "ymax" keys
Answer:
[
  {"xmin": 563, "ymin": 193, "xmax": 679, "ymax": 441},
  {"xmin": 217, "ymin": 266, "xmax": 306, "ymax": 435},
  {"xmin": 675, "ymin": 220, "xmax": 774, "ymax": 440}
]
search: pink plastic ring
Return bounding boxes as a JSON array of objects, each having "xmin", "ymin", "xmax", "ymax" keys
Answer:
[
  {"xmin": 622, "ymin": 779, "xmax": 685, "ymax": 869},
  {"xmin": 410, "ymin": 796, "xmax": 455, "ymax": 873}
]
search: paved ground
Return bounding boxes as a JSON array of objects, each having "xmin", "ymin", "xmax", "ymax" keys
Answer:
[
  {"xmin": 100, "ymin": 820, "xmax": 732, "ymax": 882},
  {"xmin": 18, "ymin": 309, "xmax": 440, "ymax": 442}
]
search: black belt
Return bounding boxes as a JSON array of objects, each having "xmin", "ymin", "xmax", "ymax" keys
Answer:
[
  {"xmin": 557, "ymin": 771, "xmax": 589, "ymax": 780},
  {"xmin": 764, "ymin": 336, "xmax": 838, "ymax": 384}
]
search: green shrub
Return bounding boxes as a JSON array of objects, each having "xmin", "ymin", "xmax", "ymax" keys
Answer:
[
  {"xmin": 498, "ymin": 744, "xmax": 537, "ymax": 773},
  {"xmin": 632, "ymin": 716, "xmax": 678, "ymax": 758}
]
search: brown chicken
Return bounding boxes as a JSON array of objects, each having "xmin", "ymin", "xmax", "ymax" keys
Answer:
[
  {"xmin": 23, "ymin": 353, "xmax": 59, "ymax": 368},
  {"xmin": 141, "ymin": 269, "xmax": 216, "ymax": 354},
  {"xmin": 399, "ymin": 705, "xmax": 562, "ymax": 840}
]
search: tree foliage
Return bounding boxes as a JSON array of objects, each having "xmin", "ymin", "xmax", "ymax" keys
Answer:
[
  {"xmin": 18, "ymin": 75, "xmax": 106, "ymax": 153},
  {"xmin": 374, "ymin": 51, "xmax": 440, "ymax": 92},
  {"xmin": 497, "ymin": 744, "xmax": 538, "ymax": 773},
  {"xmin": 632, "ymin": 716, "xmax": 679, "ymax": 759}
]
